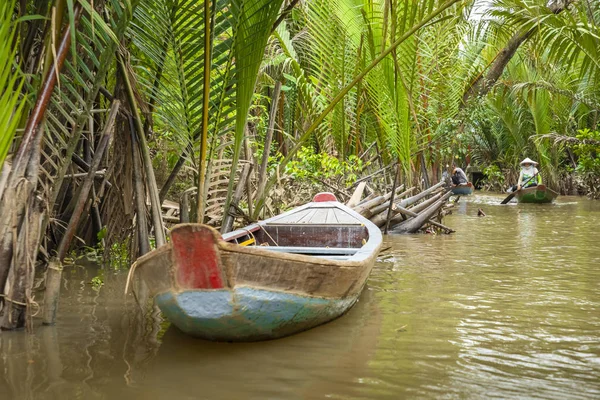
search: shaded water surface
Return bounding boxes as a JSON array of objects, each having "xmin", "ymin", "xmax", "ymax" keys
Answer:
[{"xmin": 1, "ymin": 194, "xmax": 599, "ymax": 399}]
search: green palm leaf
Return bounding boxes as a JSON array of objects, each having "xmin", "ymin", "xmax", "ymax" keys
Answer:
[{"xmin": 0, "ymin": 0, "xmax": 25, "ymax": 167}]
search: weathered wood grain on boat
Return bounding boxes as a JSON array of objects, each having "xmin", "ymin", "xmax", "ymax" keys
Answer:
[{"xmin": 133, "ymin": 193, "xmax": 382, "ymax": 342}]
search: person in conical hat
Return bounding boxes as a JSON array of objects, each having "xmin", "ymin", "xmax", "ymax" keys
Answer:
[{"xmin": 517, "ymin": 157, "xmax": 541, "ymax": 190}]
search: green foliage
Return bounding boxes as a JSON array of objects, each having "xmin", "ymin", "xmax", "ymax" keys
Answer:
[
  {"xmin": 572, "ymin": 129, "xmax": 600, "ymax": 198},
  {"xmin": 482, "ymin": 164, "xmax": 505, "ymax": 191},
  {"xmin": 286, "ymin": 147, "xmax": 365, "ymax": 187},
  {"xmin": 0, "ymin": 0, "xmax": 25, "ymax": 167},
  {"xmin": 573, "ymin": 129, "xmax": 600, "ymax": 174}
]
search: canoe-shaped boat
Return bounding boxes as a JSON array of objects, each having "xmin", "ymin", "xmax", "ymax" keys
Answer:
[
  {"xmin": 451, "ymin": 182, "xmax": 474, "ymax": 195},
  {"xmin": 133, "ymin": 193, "xmax": 382, "ymax": 342},
  {"xmin": 515, "ymin": 184, "xmax": 558, "ymax": 204}
]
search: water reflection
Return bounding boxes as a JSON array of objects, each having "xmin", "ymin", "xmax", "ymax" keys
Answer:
[{"xmin": 1, "ymin": 194, "xmax": 599, "ymax": 399}]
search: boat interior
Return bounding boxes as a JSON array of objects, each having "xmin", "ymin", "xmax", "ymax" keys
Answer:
[{"xmin": 224, "ymin": 223, "xmax": 369, "ymax": 260}]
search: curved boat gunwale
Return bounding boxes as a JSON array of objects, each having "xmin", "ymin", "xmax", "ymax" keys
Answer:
[{"xmin": 137, "ymin": 200, "xmax": 382, "ymax": 268}]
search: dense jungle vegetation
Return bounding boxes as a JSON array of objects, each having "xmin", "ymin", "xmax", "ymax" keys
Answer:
[{"xmin": 0, "ymin": 0, "xmax": 599, "ymax": 329}]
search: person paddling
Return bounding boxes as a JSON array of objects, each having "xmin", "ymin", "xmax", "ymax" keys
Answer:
[
  {"xmin": 451, "ymin": 164, "xmax": 468, "ymax": 186},
  {"xmin": 517, "ymin": 158, "xmax": 541, "ymax": 190}
]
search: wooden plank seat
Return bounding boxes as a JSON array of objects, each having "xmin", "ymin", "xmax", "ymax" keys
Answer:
[{"xmin": 259, "ymin": 246, "xmax": 361, "ymax": 255}]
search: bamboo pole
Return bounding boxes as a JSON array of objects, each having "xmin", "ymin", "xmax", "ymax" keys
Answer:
[
  {"xmin": 196, "ymin": 0, "xmax": 213, "ymax": 222},
  {"xmin": 129, "ymin": 115, "xmax": 150, "ymax": 256},
  {"xmin": 254, "ymin": 81, "xmax": 282, "ymax": 218},
  {"xmin": 353, "ymin": 196, "xmax": 386, "ymax": 218},
  {"xmin": 398, "ymin": 181, "xmax": 445, "ymax": 208},
  {"xmin": 383, "ymin": 184, "xmax": 405, "ymax": 201},
  {"xmin": 371, "ymin": 204, "xmax": 400, "ymax": 227},
  {"xmin": 384, "ymin": 164, "xmax": 400, "ymax": 234},
  {"xmin": 392, "ymin": 191, "xmax": 453, "ymax": 234},
  {"xmin": 355, "ymin": 193, "xmax": 377, "ymax": 207},
  {"xmin": 221, "ymin": 163, "xmax": 252, "ymax": 234},
  {"xmin": 346, "ymin": 182, "xmax": 367, "ymax": 208},
  {"xmin": 408, "ymin": 192, "xmax": 442, "ymax": 214}
]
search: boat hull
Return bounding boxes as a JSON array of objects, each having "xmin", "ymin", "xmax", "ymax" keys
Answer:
[
  {"xmin": 155, "ymin": 286, "xmax": 357, "ymax": 341},
  {"xmin": 516, "ymin": 185, "xmax": 558, "ymax": 203},
  {"xmin": 451, "ymin": 182, "xmax": 474, "ymax": 195}
]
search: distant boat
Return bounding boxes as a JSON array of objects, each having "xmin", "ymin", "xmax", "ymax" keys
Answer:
[
  {"xmin": 451, "ymin": 182, "xmax": 474, "ymax": 195},
  {"xmin": 133, "ymin": 193, "xmax": 382, "ymax": 342},
  {"xmin": 515, "ymin": 184, "xmax": 558, "ymax": 203}
]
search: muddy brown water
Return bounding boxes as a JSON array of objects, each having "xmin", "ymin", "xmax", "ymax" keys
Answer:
[{"xmin": 1, "ymin": 194, "xmax": 599, "ymax": 399}]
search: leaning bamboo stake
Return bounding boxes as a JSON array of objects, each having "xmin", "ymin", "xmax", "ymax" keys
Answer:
[
  {"xmin": 408, "ymin": 192, "xmax": 442, "ymax": 214},
  {"xmin": 197, "ymin": 0, "xmax": 213, "ymax": 222},
  {"xmin": 254, "ymin": 81, "xmax": 282, "ymax": 218},
  {"xmin": 43, "ymin": 101, "xmax": 120, "ymax": 326},
  {"xmin": 353, "ymin": 196, "xmax": 386, "ymax": 218},
  {"xmin": 383, "ymin": 184, "xmax": 405, "ymax": 201},
  {"xmin": 384, "ymin": 164, "xmax": 401, "ymax": 234},
  {"xmin": 354, "ymin": 192, "xmax": 377, "ymax": 207},
  {"xmin": 395, "ymin": 187, "xmax": 415, "ymax": 200},
  {"xmin": 118, "ymin": 55, "xmax": 165, "ymax": 247},
  {"xmin": 371, "ymin": 204, "xmax": 400, "ymax": 227},
  {"xmin": 221, "ymin": 163, "xmax": 252, "ymax": 234},
  {"xmin": 346, "ymin": 181, "xmax": 367, "ymax": 208},
  {"xmin": 394, "ymin": 204, "xmax": 455, "ymax": 233},
  {"xmin": 129, "ymin": 115, "xmax": 150, "ymax": 257},
  {"xmin": 369, "ymin": 200, "xmax": 395, "ymax": 216},
  {"xmin": 398, "ymin": 181, "xmax": 445, "ymax": 208},
  {"xmin": 393, "ymin": 191, "xmax": 453, "ymax": 234}
]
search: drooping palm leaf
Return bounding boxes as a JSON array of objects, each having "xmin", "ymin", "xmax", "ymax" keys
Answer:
[{"xmin": 0, "ymin": 0, "xmax": 25, "ymax": 168}]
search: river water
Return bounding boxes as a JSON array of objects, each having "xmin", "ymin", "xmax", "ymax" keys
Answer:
[{"xmin": 1, "ymin": 194, "xmax": 599, "ymax": 399}]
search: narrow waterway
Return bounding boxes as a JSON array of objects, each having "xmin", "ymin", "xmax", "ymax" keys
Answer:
[{"xmin": 1, "ymin": 194, "xmax": 599, "ymax": 399}]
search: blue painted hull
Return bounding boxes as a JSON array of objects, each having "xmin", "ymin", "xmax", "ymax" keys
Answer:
[{"xmin": 156, "ymin": 286, "xmax": 358, "ymax": 341}]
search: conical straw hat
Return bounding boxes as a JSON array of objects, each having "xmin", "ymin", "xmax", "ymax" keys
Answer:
[{"xmin": 520, "ymin": 157, "xmax": 538, "ymax": 165}]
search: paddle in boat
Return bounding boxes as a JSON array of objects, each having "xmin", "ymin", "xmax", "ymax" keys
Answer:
[
  {"xmin": 132, "ymin": 193, "xmax": 382, "ymax": 342},
  {"xmin": 515, "ymin": 184, "xmax": 558, "ymax": 204},
  {"xmin": 451, "ymin": 182, "xmax": 474, "ymax": 195}
]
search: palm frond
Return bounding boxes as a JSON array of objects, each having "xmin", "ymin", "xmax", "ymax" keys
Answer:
[{"xmin": 0, "ymin": 0, "xmax": 25, "ymax": 167}]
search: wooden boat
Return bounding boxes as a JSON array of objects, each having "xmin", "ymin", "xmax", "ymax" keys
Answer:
[
  {"xmin": 451, "ymin": 182, "xmax": 474, "ymax": 195},
  {"xmin": 515, "ymin": 184, "xmax": 558, "ymax": 204},
  {"xmin": 133, "ymin": 193, "xmax": 382, "ymax": 342}
]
